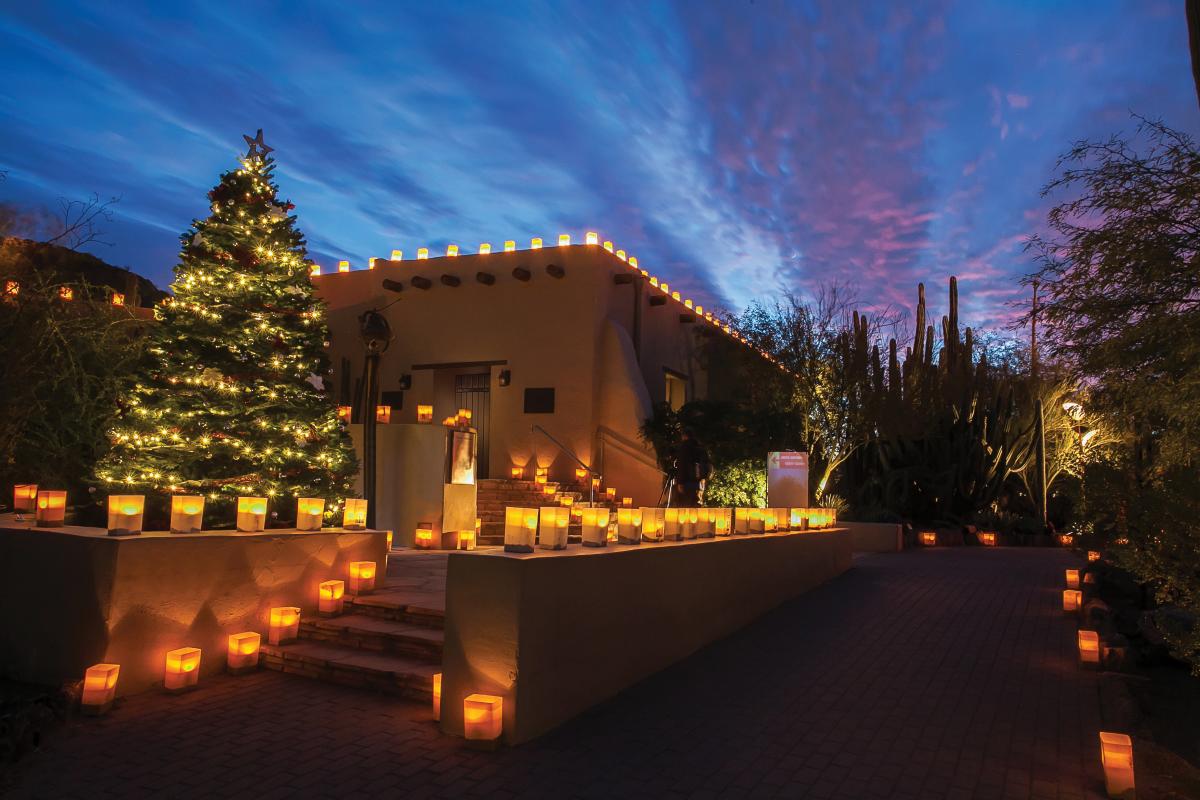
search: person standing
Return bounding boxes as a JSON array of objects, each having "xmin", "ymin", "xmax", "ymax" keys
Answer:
[{"xmin": 672, "ymin": 429, "xmax": 711, "ymax": 506}]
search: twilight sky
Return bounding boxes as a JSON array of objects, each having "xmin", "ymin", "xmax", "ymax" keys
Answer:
[{"xmin": 0, "ymin": 1, "xmax": 1194, "ymax": 329}]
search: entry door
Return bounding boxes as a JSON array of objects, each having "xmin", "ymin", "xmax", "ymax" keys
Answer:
[{"xmin": 454, "ymin": 373, "xmax": 491, "ymax": 478}]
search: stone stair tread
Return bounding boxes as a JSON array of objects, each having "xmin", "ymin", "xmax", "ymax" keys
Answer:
[
  {"xmin": 311, "ymin": 614, "xmax": 444, "ymax": 644},
  {"xmin": 264, "ymin": 640, "xmax": 439, "ymax": 677},
  {"xmin": 351, "ymin": 589, "xmax": 446, "ymax": 615}
]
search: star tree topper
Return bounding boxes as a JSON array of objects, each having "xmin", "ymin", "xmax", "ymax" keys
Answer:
[{"xmin": 243, "ymin": 128, "xmax": 273, "ymax": 159}]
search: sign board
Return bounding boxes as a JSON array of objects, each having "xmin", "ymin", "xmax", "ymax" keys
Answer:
[{"xmin": 767, "ymin": 451, "xmax": 808, "ymax": 508}]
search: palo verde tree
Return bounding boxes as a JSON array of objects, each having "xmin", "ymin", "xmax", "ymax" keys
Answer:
[
  {"xmin": 94, "ymin": 132, "xmax": 356, "ymax": 524},
  {"xmin": 1029, "ymin": 116, "xmax": 1200, "ymax": 672}
]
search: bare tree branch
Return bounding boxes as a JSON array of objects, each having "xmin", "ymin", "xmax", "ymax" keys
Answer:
[{"xmin": 45, "ymin": 193, "xmax": 120, "ymax": 250}]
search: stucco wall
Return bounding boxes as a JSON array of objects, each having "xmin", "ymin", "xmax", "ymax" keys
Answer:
[
  {"xmin": 843, "ymin": 521, "xmax": 903, "ymax": 553},
  {"xmin": 314, "ymin": 246, "xmax": 718, "ymax": 494},
  {"xmin": 439, "ymin": 529, "xmax": 853, "ymax": 744},
  {"xmin": 0, "ymin": 520, "xmax": 387, "ymax": 694}
]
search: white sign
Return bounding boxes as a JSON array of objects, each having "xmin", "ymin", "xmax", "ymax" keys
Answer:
[{"xmin": 767, "ymin": 451, "xmax": 808, "ymax": 508}]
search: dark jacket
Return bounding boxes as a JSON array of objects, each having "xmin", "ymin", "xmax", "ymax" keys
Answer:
[{"xmin": 674, "ymin": 438, "xmax": 711, "ymax": 486}]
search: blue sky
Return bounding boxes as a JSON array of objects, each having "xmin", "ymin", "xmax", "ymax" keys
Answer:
[{"xmin": 0, "ymin": 1, "xmax": 1194, "ymax": 329}]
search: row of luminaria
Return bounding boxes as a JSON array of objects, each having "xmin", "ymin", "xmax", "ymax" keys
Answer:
[
  {"xmin": 80, "ymin": 560, "xmax": 378, "ymax": 714},
  {"xmin": 12, "ymin": 484, "xmax": 368, "ymax": 534},
  {"xmin": 502, "ymin": 505, "xmax": 838, "ymax": 552},
  {"xmin": 314, "ymin": 231, "xmax": 789, "ymax": 373}
]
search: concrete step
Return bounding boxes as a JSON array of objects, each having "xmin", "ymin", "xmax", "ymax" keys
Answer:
[
  {"xmin": 261, "ymin": 640, "xmax": 437, "ymax": 700},
  {"xmin": 347, "ymin": 589, "xmax": 445, "ymax": 628},
  {"xmin": 300, "ymin": 614, "xmax": 443, "ymax": 661}
]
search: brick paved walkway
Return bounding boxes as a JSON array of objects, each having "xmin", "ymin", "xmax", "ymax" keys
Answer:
[{"xmin": 8, "ymin": 547, "xmax": 1104, "ymax": 799}]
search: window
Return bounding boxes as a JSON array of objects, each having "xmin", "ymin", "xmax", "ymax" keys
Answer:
[
  {"xmin": 665, "ymin": 371, "xmax": 687, "ymax": 411},
  {"xmin": 523, "ymin": 387, "xmax": 555, "ymax": 414}
]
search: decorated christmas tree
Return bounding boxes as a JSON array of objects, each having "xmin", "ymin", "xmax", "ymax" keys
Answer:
[{"xmin": 95, "ymin": 131, "xmax": 357, "ymax": 524}]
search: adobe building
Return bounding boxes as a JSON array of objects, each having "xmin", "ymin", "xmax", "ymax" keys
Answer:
[{"xmin": 313, "ymin": 235, "xmax": 777, "ymax": 544}]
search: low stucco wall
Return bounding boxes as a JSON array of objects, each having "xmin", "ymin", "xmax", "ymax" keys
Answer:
[
  {"xmin": 0, "ymin": 518, "xmax": 387, "ymax": 694},
  {"xmin": 440, "ymin": 528, "xmax": 852, "ymax": 744},
  {"xmin": 843, "ymin": 521, "xmax": 903, "ymax": 553}
]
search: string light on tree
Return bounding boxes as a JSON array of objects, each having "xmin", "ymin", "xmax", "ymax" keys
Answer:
[{"xmin": 94, "ymin": 131, "xmax": 357, "ymax": 523}]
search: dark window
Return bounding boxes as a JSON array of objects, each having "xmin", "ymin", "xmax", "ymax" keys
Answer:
[
  {"xmin": 523, "ymin": 387, "xmax": 555, "ymax": 414},
  {"xmin": 380, "ymin": 390, "xmax": 404, "ymax": 409}
]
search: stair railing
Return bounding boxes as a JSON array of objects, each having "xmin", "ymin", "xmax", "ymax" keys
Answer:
[{"xmin": 531, "ymin": 424, "xmax": 596, "ymax": 504}]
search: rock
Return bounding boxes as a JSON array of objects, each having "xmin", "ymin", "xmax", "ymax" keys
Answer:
[{"xmin": 1083, "ymin": 598, "xmax": 1114, "ymax": 632}]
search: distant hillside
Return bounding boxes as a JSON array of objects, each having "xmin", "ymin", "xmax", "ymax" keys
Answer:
[{"xmin": 0, "ymin": 237, "xmax": 167, "ymax": 307}]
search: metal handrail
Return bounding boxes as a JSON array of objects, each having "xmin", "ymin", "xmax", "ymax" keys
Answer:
[{"xmin": 531, "ymin": 424, "xmax": 596, "ymax": 504}]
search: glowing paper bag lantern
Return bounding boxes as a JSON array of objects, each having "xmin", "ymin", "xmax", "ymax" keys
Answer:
[
  {"xmin": 979, "ymin": 531, "xmax": 997, "ymax": 546},
  {"xmin": 694, "ymin": 508, "xmax": 714, "ymax": 538},
  {"xmin": 343, "ymin": 498, "xmax": 368, "ymax": 529},
  {"xmin": 13, "ymin": 484, "xmax": 36, "ymax": 512},
  {"xmin": 714, "ymin": 508, "xmax": 732, "ymax": 536},
  {"xmin": 621, "ymin": 496, "xmax": 633, "ymax": 507},
  {"xmin": 1078, "ymin": 630, "xmax": 1101, "ymax": 667},
  {"xmin": 734, "ymin": 507, "xmax": 752, "ymax": 535},
  {"xmin": 605, "ymin": 487, "xmax": 617, "ymax": 501},
  {"xmin": 338, "ymin": 260, "xmax": 350, "ymax": 273},
  {"xmin": 511, "ymin": 465, "xmax": 524, "ymax": 479},
  {"xmin": 348, "ymin": 561, "xmax": 376, "ymax": 594},
  {"xmin": 164, "ymin": 647, "xmax": 201, "ymax": 693},
  {"xmin": 337, "ymin": 405, "xmax": 352, "ymax": 423},
  {"xmin": 296, "ymin": 497, "xmax": 325, "ymax": 531},
  {"xmin": 585, "ymin": 231, "xmax": 598, "ymax": 245},
  {"xmin": 1063, "ymin": 589, "xmax": 1082, "ymax": 612},
  {"xmin": 111, "ymin": 292, "xmax": 125, "ymax": 306},
  {"xmin": 463, "ymin": 693, "xmax": 503, "ymax": 745},
  {"xmin": 639, "ymin": 507, "xmax": 664, "ymax": 542},
  {"xmin": 227, "ymin": 632, "xmax": 261, "ymax": 674},
  {"xmin": 531, "ymin": 237, "xmax": 543, "ymax": 249},
  {"xmin": 35, "ymin": 490, "xmax": 67, "ymax": 527},
  {"xmin": 479, "ymin": 243, "xmax": 492, "ymax": 254},
  {"xmin": 458, "ymin": 527, "xmax": 477, "ymax": 550},
  {"xmin": 538, "ymin": 506, "xmax": 569, "ymax": 550},
  {"xmin": 107, "ymin": 495, "xmax": 145, "ymax": 536},
  {"xmin": 504, "ymin": 240, "xmax": 516, "ymax": 252},
  {"xmin": 391, "ymin": 249, "xmax": 403, "ymax": 260},
  {"xmin": 170, "ymin": 495, "xmax": 205, "ymax": 533},
  {"xmin": 417, "ymin": 404, "xmax": 434, "ymax": 423},
  {"xmin": 319, "ymin": 579, "xmax": 345, "ymax": 616},
  {"xmin": 748, "ymin": 509, "xmax": 766, "ymax": 534},
  {"xmin": 433, "ymin": 672, "xmax": 442, "ymax": 720},
  {"xmin": 1065, "ymin": 569, "xmax": 1080, "ymax": 589},
  {"xmin": 269, "ymin": 607, "xmax": 300, "ymax": 645},
  {"xmin": 1088, "ymin": 550, "xmax": 1101, "ymax": 562},
  {"xmin": 237, "ymin": 496, "xmax": 267, "ymax": 532},
  {"xmin": 375, "ymin": 405, "xmax": 392, "ymax": 424},
  {"xmin": 504, "ymin": 507, "xmax": 537, "ymax": 553},
  {"xmin": 617, "ymin": 507, "xmax": 642, "ymax": 544},
  {"xmin": 664, "ymin": 508, "xmax": 682, "ymax": 541},
  {"xmin": 789, "ymin": 508, "xmax": 806, "ymax": 530},
  {"xmin": 682, "ymin": 507, "xmax": 698, "ymax": 540},
  {"xmin": 417, "ymin": 247, "xmax": 429, "ymax": 259},
  {"xmin": 603, "ymin": 240, "xmax": 614, "ymax": 251},
  {"xmin": 368, "ymin": 257, "xmax": 377, "ymax": 269},
  {"xmin": 558, "ymin": 233, "xmax": 570, "ymax": 246},
  {"xmin": 763, "ymin": 508, "xmax": 778, "ymax": 533},
  {"xmin": 575, "ymin": 467, "xmax": 587, "ymax": 481},
  {"xmin": 81, "ymin": 663, "xmax": 119, "ymax": 715},
  {"xmin": 1099, "ymin": 732, "xmax": 1135, "ymax": 799},
  {"xmin": 921, "ymin": 531, "xmax": 937, "ymax": 546},
  {"xmin": 310, "ymin": 264, "xmax": 321, "ymax": 277},
  {"xmin": 415, "ymin": 523, "xmax": 434, "ymax": 549},
  {"xmin": 446, "ymin": 244, "xmax": 459, "ymax": 257},
  {"xmin": 581, "ymin": 507, "xmax": 609, "ymax": 547}
]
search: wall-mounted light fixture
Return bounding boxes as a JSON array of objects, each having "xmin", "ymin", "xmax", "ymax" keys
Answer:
[{"xmin": 498, "ymin": 369, "xmax": 511, "ymax": 387}]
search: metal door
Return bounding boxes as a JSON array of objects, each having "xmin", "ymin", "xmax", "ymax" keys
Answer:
[{"xmin": 454, "ymin": 373, "xmax": 491, "ymax": 478}]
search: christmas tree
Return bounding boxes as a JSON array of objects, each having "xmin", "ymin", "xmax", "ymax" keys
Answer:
[{"xmin": 95, "ymin": 131, "xmax": 357, "ymax": 524}]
